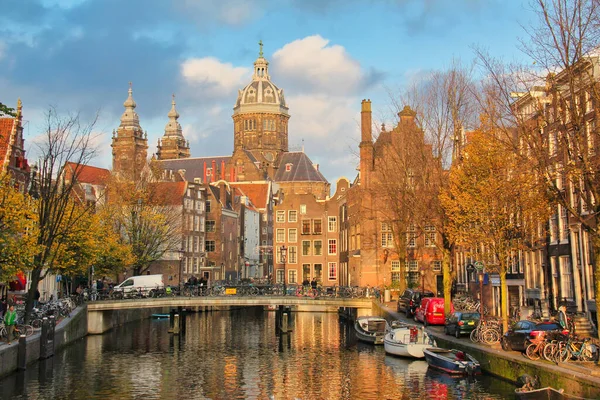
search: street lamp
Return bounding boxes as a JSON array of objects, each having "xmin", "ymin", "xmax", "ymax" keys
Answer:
[
  {"xmin": 280, "ymin": 245, "xmax": 287, "ymax": 296},
  {"xmin": 420, "ymin": 267, "xmax": 426, "ymax": 291},
  {"xmin": 178, "ymin": 249, "xmax": 184, "ymax": 289},
  {"xmin": 478, "ymin": 271, "xmax": 484, "ymax": 318}
]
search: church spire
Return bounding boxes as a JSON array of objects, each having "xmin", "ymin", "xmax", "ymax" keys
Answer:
[
  {"xmin": 119, "ymin": 82, "xmax": 141, "ymax": 133},
  {"xmin": 164, "ymin": 94, "xmax": 182, "ymax": 137}
]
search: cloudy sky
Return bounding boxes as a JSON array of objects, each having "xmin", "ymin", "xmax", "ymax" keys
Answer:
[{"xmin": 1, "ymin": 0, "xmax": 533, "ymax": 184}]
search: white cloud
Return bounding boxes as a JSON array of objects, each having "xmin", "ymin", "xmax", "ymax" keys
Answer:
[
  {"xmin": 272, "ymin": 35, "xmax": 364, "ymax": 95},
  {"xmin": 181, "ymin": 57, "xmax": 250, "ymax": 97}
]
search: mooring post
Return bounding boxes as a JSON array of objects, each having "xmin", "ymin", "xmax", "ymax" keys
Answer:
[
  {"xmin": 40, "ymin": 317, "xmax": 48, "ymax": 359},
  {"xmin": 17, "ymin": 334, "xmax": 27, "ymax": 370},
  {"xmin": 173, "ymin": 314, "xmax": 180, "ymax": 335},
  {"xmin": 49, "ymin": 315, "xmax": 56, "ymax": 356}
]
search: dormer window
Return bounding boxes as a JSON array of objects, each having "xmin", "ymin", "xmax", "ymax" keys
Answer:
[{"xmin": 285, "ymin": 163, "xmax": 293, "ymax": 172}]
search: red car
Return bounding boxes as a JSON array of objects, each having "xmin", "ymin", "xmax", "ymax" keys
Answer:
[{"xmin": 414, "ymin": 297, "xmax": 453, "ymax": 326}]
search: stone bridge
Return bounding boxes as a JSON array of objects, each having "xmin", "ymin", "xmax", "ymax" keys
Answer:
[{"xmin": 86, "ymin": 296, "xmax": 376, "ymax": 334}]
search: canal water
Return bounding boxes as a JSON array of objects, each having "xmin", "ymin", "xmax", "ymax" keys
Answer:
[{"xmin": 0, "ymin": 308, "xmax": 515, "ymax": 399}]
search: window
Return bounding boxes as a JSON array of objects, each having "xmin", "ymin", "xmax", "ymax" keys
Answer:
[
  {"xmin": 288, "ymin": 210, "xmax": 297, "ymax": 223},
  {"xmin": 381, "ymin": 222, "xmax": 393, "ymax": 247},
  {"xmin": 328, "ymin": 239, "xmax": 337, "ymax": 255},
  {"xmin": 193, "ymin": 257, "xmax": 198, "ymax": 273},
  {"xmin": 276, "ymin": 210, "xmax": 285, "ymax": 223},
  {"xmin": 288, "ymin": 246, "xmax": 297, "ymax": 264},
  {"xmin": 205, "ymin": 201, "xmax": 211, "ymax": 213},
  {"xmin": 288, "ymin": 269, "xmax": 297, "ymax": 284},
  {"xmin": 560, "ymin": 205, "xmax": 569, "ymax": 241},
  {"xmin": 288, "ymin": 228, "xmax": 297, "ymax": 243},
  {"xmin": 276, "ymin": 269, "xmax": 285, "ymax": 284},
  {"xmin": 302, "ymin": 220, "xmax": 311, "ymax": 235},
  {"xmin": 302, "ymin": 264, "xmax": 311, "ymax": 281},
  {"xmin": 193, "ymin": 236, "xmax": 199, "ymax": 252},
  {"xmin": 432, "ymin": 261, "xmax": 442, "ymax": 272},
  {"xmin": 314, "ymin": 263, "xmax": 322, "ymax": 281},
  {"xmin": 407, "ymin": 260, "xmax": 418, "ymax": 272},
  {"xmin": 302, "ymin": 240, "xmax": 311, "ymax": 256},
  {"xmin": 286, "ymin": 163, "xmax": 293, "ymax": 172},
  {"xmin": 314, "ymin": 240, "xmax": 322, "ymax": 256},
  {"xmin": 424, "ymin": 225, "xmax": 436, "ymax": 247},
  {"xmin": 328, "ymin": 216, "xmax": 337, "ymax": 232},
  {"xmin": 328, "ymin": 262, "xmax": 337, "ymax": 280},
  {"xmin": 300, "ymin": 204, "xmax": 307, "ymax": 214},
  {"xmin": 391, "ymin": 261, "xmax": 401, "ymax": 283},
  {"xmin": 276, "ymin": 228, "xmax": 285, "ymax": 243},
  {"xmin": 205, "ymin": 240, "xmax": 215, "ymax": 252},
  {"xmin": 206, "ymin": 221, "xmax": 216, "ymax": 232},
  {"xmin": 313, "ymin": 219, "xmax": 322, "ymax": 234}
]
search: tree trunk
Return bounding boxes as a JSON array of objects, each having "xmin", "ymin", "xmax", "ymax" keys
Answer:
[
  {"xmin": 24, "ymin": 264, "xmax": 42, "ymax": 324},
  {"xmin": 442, "ymin": 247, "xmax": 452, "ymax": 315},
  {"xmin": 500, "ymin": 268, "xmax": 508, "ymax": 333},
  {"xmin": 592, "ymin": 236, "xmax": 600, "ymax": 341}
]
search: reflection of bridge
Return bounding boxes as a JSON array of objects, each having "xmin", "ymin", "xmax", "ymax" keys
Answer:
[{"xmin": 87, "ymin": 297, "xmax": 375, "ymax": 334}]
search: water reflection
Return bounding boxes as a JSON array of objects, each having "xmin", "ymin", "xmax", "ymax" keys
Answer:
[{"xmin": 0, "ymin": 308, "xmax": 514, "ymax": 399}]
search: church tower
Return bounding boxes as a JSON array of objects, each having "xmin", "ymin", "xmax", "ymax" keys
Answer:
[
  {"xmin": 231, "ymin": 41, "xmax": 290, "ymax": 179},
  {"xmin": 111, "ymin": 83, "xmax": 148, "ymax": 180},
  {"xmin": 156, "ymin": 95, "xmax": 190, "ymax": 160}
]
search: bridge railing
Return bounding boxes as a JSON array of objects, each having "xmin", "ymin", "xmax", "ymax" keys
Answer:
[{"xmin": 85, "ymin": 284, "xmax": 381, "ymax": 301}]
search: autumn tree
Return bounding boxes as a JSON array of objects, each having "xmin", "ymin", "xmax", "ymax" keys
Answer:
[
  {"xmin": 0, "ymin": 174, "xmax": 38, "ymax": 281},
  {"xmin": 24, "ymin": 108, "xmax": 98, "ymax": 321},
  {"xmin": 105, "ymin": 172, "xmax": 182, "ymax": 277},
  {"xmin": 441, "ymin": 123, "xmax": 550, "ymax": 331},
  {"xmin": 475, "ymin": 0, "xmax": 600, "ymax": 330},
  {"xmin": 0, "ymin": 102, "xmax": 16, "ymax": 117},
  {"xmin": 378, "ymin": 62, "xmax": 477, "ymax": 313}
]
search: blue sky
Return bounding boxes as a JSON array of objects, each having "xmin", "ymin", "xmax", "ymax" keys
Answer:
[{"xmin": 0, "ymin": 0, "xmax": 534, "ymax": 185}]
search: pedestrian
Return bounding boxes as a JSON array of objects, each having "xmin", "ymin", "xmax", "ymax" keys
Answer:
[
  {"xmin": 0, "ymin": 297, "xmax": 6, "ymax": 318},
  {"xmin": 91, "ymin": 280, "xmax": 98, "ymax": 301},
  {"xmin": 4, "ymin": 305, "xmax": 18, "ymax": 344},
  {"xmin": 34, "ymin": 289, "xmax": 41, "ymax": 309},
  {"xmin": 558, "ymin": 304, "xmax": 568, "ymax": 331},
  {"xmin": 311, "ymin": 277, "xmax": 317, "ymax": 290}
]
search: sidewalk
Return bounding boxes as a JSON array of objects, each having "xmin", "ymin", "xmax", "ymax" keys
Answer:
[{"xmin": 376, "ymin": 301, "xmax": 600, "ymax": 398}]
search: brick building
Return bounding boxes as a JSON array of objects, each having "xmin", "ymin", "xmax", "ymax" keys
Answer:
[
  {"xmin": 0, "ymin": 99, "xmax": 30, "ymax": 191},
  {"xmin": 346, "ymin": 100, "xmax": 443, "ymax": 292}
]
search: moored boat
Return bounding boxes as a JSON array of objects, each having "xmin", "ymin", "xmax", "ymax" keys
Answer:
[
  {"xmin": 515, "ymin": 387, "xmax": 593, "ymax": 400},
  {"xmin": 354, "ymin": 316, "xmax": 390, "ymax": 345},
  {"xmin": 384, "ymin": 324, "xmax": 436, "ymax": 359},
  {"xmin": 423, "ymin": 348, "xmax": 481, "ymax": 376}
]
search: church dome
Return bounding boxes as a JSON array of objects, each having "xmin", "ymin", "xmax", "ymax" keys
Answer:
[{"xmin": 233, "ymin": 43, "xmax": 289, "ymax": 116}]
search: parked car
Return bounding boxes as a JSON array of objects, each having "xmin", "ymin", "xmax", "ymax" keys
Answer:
[
  {"xmin": 501, "ymin": 321, "xmax": 566, "ymax": 352},
  {"xmin": 444, "ymin": 311, "xmax": 481, "ymax": 338},
  {"xmin": 414, "ymin": 297, "xmax": 453, "ymax": 326},
  {"xmin": 396, "ymin": 288, "xmax": 434, "ymax": 317},
  {"xmin": 112, "ymin": 274, "xmax": 165, "ymax": 298}
]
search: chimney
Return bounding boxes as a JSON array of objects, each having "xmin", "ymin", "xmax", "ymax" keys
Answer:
[
  {"xmin": 212, "ymin": 159, "xmax": 217, "ymax": 182},
  {"xmin": 221, "ymin": 160, "xmax": 225, "ymax": 180},
  {"xmin": 203, "ymin": 162, "xmax": 207, "ymax": 183},
  {"xmin": 361, "ymin": 99, "xmax": 372, "ymax": 143}
]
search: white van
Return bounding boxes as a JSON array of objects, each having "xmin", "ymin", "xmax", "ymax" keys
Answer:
[{"xmin": 113, "ymin": 274, "xmax": 164, "ymax": 297}]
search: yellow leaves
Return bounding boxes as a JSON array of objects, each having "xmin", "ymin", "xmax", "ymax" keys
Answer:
[{"xmin": 0, "ymin": 174, "xmax": 39, "ymax": 280}]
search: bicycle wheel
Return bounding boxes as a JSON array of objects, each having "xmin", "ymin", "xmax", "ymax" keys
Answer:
[
  {"xmin": 580, "ymin": 345, "xmax": 594, "ymax": 362},
  {"xmin": 483, "ymin": 329, "xmax": 500, "ymax": 344},
  {"xmin": 555, "ymin": 344, "xmax": 570, "ymax": 363},
  {"xmin": 543, "ymin": 342, "xmax": 556, "ymax": 361},
  {"xmin": 470, "ymin": 329, "xmax": 479, "ymax": 343},
  {"xmin": 526, "ymin": 343, "xmax": 540, "ymax": 360},
  {"xmin": 31, "ymin": 319, "xmax": 43, "ymax": 329}
]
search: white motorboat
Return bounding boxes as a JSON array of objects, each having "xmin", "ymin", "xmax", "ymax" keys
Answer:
[
  {"xmin": 354, "ymin": 316, "xmax": 390, "ymax": 345},
  {"xmin": 384, "ymin": 324, "xmax": 436, "ymax": 358}
]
